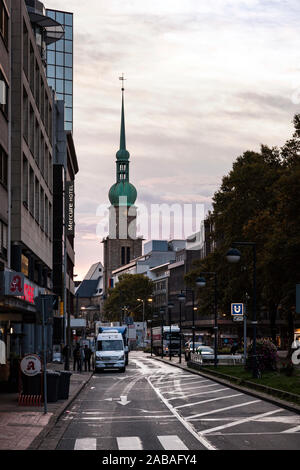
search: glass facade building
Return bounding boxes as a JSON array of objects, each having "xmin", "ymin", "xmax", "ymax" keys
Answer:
[{"xmin": 46, "ymin": 9, "xmax": 73, "ymax": 131}]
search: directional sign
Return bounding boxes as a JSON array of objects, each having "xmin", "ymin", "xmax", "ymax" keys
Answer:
[{"xmin": 231, "ymin": 303, "xmax": 244, "ymax": 316}]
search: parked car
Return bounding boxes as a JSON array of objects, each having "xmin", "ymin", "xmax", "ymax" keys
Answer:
[
  {"xmin": 195, "ymin": 345, "xmax": 215, "ymax": 361},
  {"xmin": 184, "ymin": 342, "xmax": 204, "ymax": 361}
]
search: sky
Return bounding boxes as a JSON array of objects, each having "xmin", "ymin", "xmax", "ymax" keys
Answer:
[{"xmin": 48, "ymin": 0, "xmax": 300, "ymax": 280}]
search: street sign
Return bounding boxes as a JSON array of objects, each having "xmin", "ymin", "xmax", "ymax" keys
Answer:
[
  {"xmin": 20, "ymin": 354, "xmax": 41, "ymax": 376},
  {"xmin": 231, "ymin": 303, "xmax": 244, "ymax": 316},
  {"xmin": 233, "ymin": 316, "xmax": 244, "ymax": 322}
]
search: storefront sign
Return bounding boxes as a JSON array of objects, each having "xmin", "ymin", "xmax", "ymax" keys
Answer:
[
  {"xmin": 6, "ymin": 272, "xmax": 24, "ymax": 296},
  {"xmin": 0, "ymin": 270, "xmax": 46, "ymax": 306},
  {"xmin": 65, "ymin": 181, "xmax": 75, "ymax": 235},
  {"xmin": 20, "ymin": 354, "xmax": 42, "ymax": 376}
]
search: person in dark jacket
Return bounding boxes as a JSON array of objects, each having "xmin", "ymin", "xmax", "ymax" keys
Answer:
[
  {"xmin": 83, "ymin": 345, "xmax": 92, "ymax": 372},
  {"xmin": 73, "ymin": 343, "xmax": 82, "ymax": 372}
]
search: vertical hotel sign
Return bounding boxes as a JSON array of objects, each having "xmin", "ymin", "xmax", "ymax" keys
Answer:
[{"xmin": 65, "ymin": 181, "xmax": 75, "ymax": 235}]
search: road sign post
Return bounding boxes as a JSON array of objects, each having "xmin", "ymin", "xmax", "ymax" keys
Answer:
[
  {"xmin": 35, "ymin": 294, "xmax": 58, "ymax": 414},
  {"xmin": 296, "ymin": 285, "xmax": 300, "ymax": 314}
]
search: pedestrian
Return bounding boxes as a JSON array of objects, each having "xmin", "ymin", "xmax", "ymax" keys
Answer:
[
  {"xmin": 83, "ymin": 344, "xmax": 92, "ymax": 372},
  {"xmin": 73, "ymin": 343, "xmax": 82, "ymax": 372}
]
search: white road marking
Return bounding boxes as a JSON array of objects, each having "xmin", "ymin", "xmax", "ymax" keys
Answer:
[
  {"xmin": 200, "ymin": 409, "xmax": 281, "ymax": 434},
  {"xmin": 174, "ymin": 393, "xmax": 243, "ymax": 409},
  {"xmin": 164, "ymin": 383, "xmax": 220, "ymax": 394},
  {"xmin": 155, "ymin": 376, "xmax": 200, "ymax": 385},
  {"xmin": 282, "ymin": 425, "xmax": 300, "ymax": 433},
  {"xmin": 80, "ymin": 415, "xmax": 175, "ymax": 420},
  {"xmin": 158, "ymin": 435, "xmax": 188, "ymax": 450},
  {"xmin": 159, "ymin": 380, "xmax": 209, "ymax": 389},
  {"xmin": 117, "ymin": 437, "xmax": 143, "ymax": 450},
  {"xmin": 187, "ymin": 400, "xmax": 261, "ymax": 420},
  {"xmin": 74, "ymin": 438, "xmax": 96, "ymax": 450},
  {"xmin": 147, "ymin": 377, "xmax": 217, "ymax": 451},
  {"xmin": 168, "ymin": 388, "xmax": 230, "ymax": 401},
  {"xmin": 257, "ymin": 416, "xmax": 300, "ymax": 425}
]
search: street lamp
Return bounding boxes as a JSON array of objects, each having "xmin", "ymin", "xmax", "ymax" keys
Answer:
[
  {"xmin": 226, "ymin": 242, "xmax": 258, "ymax": 378},
  {"xmin": 159, "ymin": 307, "xmax": 166, "ymax": 358},
  {"xmin": 177, "ymin": 292, "xmax": 186, "ymax": 363},
  {"xmin": 184, "ymin": 287, "xmax": 197, "ymax": 354},
  {"xmin": 147, "ymin": 319, "xmax": 153, "ymax": 356},
  {"xmin": 137, "ymin": 297, "xmax": 153, "ymax": 347},
  {"xmin": 167, "ymin": 301, "xmax": 174, "ymax": 361},
  {"xmin": 196, "ymin": 272, "xmax": 218, "ymax": 368}
]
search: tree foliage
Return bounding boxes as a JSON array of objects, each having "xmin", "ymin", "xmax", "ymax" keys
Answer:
[
  {"xmin": 185, "ymin": 114, "xmax": 300, "ymax": 349},
  {"xmin": 103, "ymin": 274, "xmax": 154, "ymax": 323}
]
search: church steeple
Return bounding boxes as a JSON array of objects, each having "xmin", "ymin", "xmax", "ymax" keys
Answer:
[{"xmin": 109, "ymin": 78, "xmax": 137, "ymax": 207}]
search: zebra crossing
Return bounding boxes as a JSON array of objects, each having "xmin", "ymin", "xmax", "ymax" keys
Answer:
[{"xmin": 73, "ymin": 435, "xmax": 189, "ymax": 451}]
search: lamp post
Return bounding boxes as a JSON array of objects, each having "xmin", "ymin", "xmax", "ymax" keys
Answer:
[
  {"xmin": 148, "ymin": 319, "xmax": 153, "ymax": 356},
  {"xmin": 167, "ymin": 301, "xmax": 174, "ymax": 361},
  {"xmin": 196, "ymin": 273, "xmax": 218, "ymax": 368},
  {"xmin": 226, "ymin": 242, "xmax": 258, "ymax": 378},
  {"xmin": 184, "ymin": 288, "xmax": 196, "ymax": 354},
  {"xmin": 177, "ymin": 292, "xmax": 186, "ymax": 363},
  {"xmin": 159, "ymin": 307, "xmax": 165, "ymax": 358},
  {"xmin": 137, "ymin": 297, "xmax": 153, "ymax": 348}
]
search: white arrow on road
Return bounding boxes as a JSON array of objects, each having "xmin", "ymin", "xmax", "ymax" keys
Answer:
[
  {"xmin": 117, "ymin": 395, "xmax": 131, "ymax": 406},
  {"xmin": 104, "ymin": 395, "xmax": 131, "ymax": 406}
]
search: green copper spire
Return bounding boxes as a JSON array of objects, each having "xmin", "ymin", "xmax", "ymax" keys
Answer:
[{"xmin": 109, "ymin": 77, "xmax": 137, "ymax": 207}]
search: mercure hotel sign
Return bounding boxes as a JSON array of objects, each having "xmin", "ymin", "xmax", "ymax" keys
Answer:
[{"xmin": 65, "ymin": 181, "xmax": 75, "ymax": 235}]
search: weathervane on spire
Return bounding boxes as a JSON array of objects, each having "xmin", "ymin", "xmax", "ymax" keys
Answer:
[{"xmin": 119, "ymin": 73, "xmax": 126, "ymax": 92}]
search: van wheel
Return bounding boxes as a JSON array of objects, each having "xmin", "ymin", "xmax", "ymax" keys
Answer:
[{"xmin": 120, "ymin": 367, "xmax": 126, "ymax": 373}]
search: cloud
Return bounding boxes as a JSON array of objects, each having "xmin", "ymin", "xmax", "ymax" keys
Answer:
[{"xmin": 46, "ymin": 0, "xmax": 300, "ymax": 275}]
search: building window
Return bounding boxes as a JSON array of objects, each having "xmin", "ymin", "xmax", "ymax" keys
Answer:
[
  {"xmin": 23, "ymin": 156, "xmax": 28, "ymax": 207},
  {"xmin": 35, "ymin": 177, "xmax": 39, "ymax": 223},
  {"xmin": 23, "ymin": 21, "xmax": 29, "ymax": 78},
  {"xmin": 45, "ymin": 196, "xmax": 48, "ymax": 236},
  {"xmin": 121, "ymin": 247, "xmax": 125, "ymax": 265},
  {"xmin": 0, "ymin": 69, "xmax": 8, "ymax": 117},
  {"xmin": 0, "ymin": 146, "xmax": 8, "ymax": 187},
  {"xmin": 40, "ymin": 187, "xmax": 44, "ymax": 230},
  {"xmin": 29, "ymin": 105, "xmax": 34, "ymax": 154},
  {"xmin": 126, "ymin": 247, "xmax": 130, "ymax": 264},
  {"xmin": 23, "ymin": 89, "xmax": 29, "ymax": 143},
  {"xmin": 30, "ymin": 43, "xmax": 35, "ymax": 93},
  {"xmin": 0, "ymin": 1, "xmax": 9, "ymax": 47},
  {"xmin": 29, "ymin": 166, "xmax": 34, "ymax": 215},
  {"xmin": 21, "ymin": 254, "xmax": 29, "ymax": 277},
  {"xmin": 0, "ymin": 220, "xmax": 8, "ymax": 260}
]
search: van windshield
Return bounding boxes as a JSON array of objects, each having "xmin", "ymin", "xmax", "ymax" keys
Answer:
[{"xmin": 97, "ymin": 340, "xmax": 123, "ymax": 351}]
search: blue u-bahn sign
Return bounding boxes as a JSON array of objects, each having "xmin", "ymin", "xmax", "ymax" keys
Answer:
[{"xmin": 231, "ymin": 303, "xmax": 244, "ymax": 316}]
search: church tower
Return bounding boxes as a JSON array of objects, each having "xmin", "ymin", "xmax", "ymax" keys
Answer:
[{"xmin": 102, "ymin": 80, "xmax": 143, "ymax": 293}]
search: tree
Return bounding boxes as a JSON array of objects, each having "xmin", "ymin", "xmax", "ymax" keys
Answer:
[
  {"xmin": 185, "ymin": 114, "xmax": 300, "ymax": 361},
  {"xmin": 103, "ymin": 274, "xmax": 154, "ymax": 323}
]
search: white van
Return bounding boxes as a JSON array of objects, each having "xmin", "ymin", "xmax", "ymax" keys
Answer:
[{"xmin": 94, "ymin": 332, "xmax": 126, "ymax": 372}]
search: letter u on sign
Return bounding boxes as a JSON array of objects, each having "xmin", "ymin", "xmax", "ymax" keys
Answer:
[{"xmin": 231, "ymin": 303, "xmax": 244, "ymax": 316}]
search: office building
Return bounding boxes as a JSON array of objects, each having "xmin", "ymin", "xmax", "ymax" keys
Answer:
[{"xmin": 46, "ymin": 8, "xmax": 73, "ymax": 131}]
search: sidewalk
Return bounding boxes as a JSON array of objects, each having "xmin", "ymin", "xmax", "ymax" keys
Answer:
[{"xmin": 0, "ymin": 360, "xmax": 93, "ymax": 450}]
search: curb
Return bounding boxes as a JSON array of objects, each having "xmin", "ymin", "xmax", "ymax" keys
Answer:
[
  {"xmin": 152, "ymin": 356, "xmax": 300, "ymax": 415},
  {"xmin": 27, "ymin": 372, "xmax": 94, "ymax": 450}
]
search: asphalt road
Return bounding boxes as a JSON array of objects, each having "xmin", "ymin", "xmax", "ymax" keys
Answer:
[{"xmin": 41, "ymin": 352, "xmax": 300, "ymax": 451}]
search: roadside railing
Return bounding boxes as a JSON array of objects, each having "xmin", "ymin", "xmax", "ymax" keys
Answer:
[{"xmin": 190, "ymin": 353, "xmax": 244, "ymax": 366}]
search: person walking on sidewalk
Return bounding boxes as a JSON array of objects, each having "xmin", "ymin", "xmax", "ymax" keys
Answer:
[
  {"xmin": 73, "ymin": 343, "xmax": 82, "ymax": 372},
  {"xmin": 83, "ymin": 345, "xmax": 92, "ymax": 372}
]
